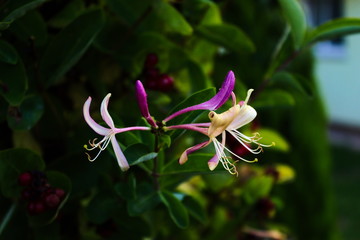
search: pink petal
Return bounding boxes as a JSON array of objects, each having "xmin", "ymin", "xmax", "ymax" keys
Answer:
[
  {"xmin": 111, "ymin": 136, "xmax": 129, "ymax": 171},
  {"xmin": 100, "ymin": 93, "xmax": 115, "ymax": 128},
  {"xmin": 83, "ymin": 97, "xmax": 110, "ymax": 136},
  {"xmin": 208, "ymin": 154, "xmax": 219, "ymax": 171},
  {"xmin": 179, "ymin": 140, "xmax": 210, "ymax": 164},
  {"xmin": 135, "ymin": 80, "xmax": 157, "ymax": 127}
]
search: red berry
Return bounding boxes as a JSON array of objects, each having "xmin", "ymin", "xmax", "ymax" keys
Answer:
[
  {"xmin": 45, "ymin": 194, "xmax": 60, "ymax": 208},
  {"xmin": 55, "ymin": 188, "xmax": 65, "ymax": 199},
  {"xmin": 145, "ymin": 78, "xmax": 159, "ymax": 90},
  {"xmin": 21, "ymin": 188, "xmax": 33, "ymax": 201},
  {"xmin": 144, "ymin": 67, "xmax": 160, "ymax": 79},
  {"xmin": 157, "ymin": 74, "xmax": 174, "ymax": 91},
  {"xmin": 18, "ymin": 172, "xmax": 33, "ymax": 186},
  {"xmin": 144, "ymin": 53, "xmax": 158, "ymax": 68},
  {"xmin": 28, "ymin": 201, "xmax": 45, "ymax": 215}
]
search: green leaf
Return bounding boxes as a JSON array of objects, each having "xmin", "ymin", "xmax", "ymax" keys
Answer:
[
  {"xmin": 7, "ymin": 95, "xmax": 44, "ymax": 130},
  {"xmin": 242, "ymin": 175, "xmax": 274, "ymax": 205},
  {"xmin": 0, "ymin": 148, "xmax": 45, "ymax": 198},
  {"xmin": 0, "ymin": 59, "xmax": 28, "ymax": 105},
  {"xmin": 153, "ymin": 1, "xmax": 193, "ymax": 36},
  {"xmin": 123, "ymin": 143, "xmax": 157, "ymax": 166},
  {"xmin": 28, "ymin": 171, "xmax": 72, "ymax": 226},
  {"xmin": 39, "ymin": 9, "xmax": 105, "ymax": 86},
  {"xmin": 86, "ymin": 194, "xmax": 118, "ymax": 224},
  {"xmin": 159, "ymin": 190, "xmax": 189, "ymax": 229},
  {"xmin": 10, "ymin": 10, "xmax": 47, "ymax": 47},
  {"xmin": 47, "ymin": 0, "xmax": 85, "ymax": 28},
  {"xmin": 270, "ymin": 71, "xmax": 313, "ymax": 97},
  {"xmin": 127, "ymin": 182, "xmax": 160, "ymax": 216},
  {"xmin": 306, "ymin": 18, "xmax": 360, "ymax": 44},
  {"xmin": 243, "ymin": 128, "xmax": 290, "ymax": 152},
  {"xmin": 0, "ymin": 0, "xmax": 48, "ymax": 29},
  {"xmin": 0, "ymin": 40, "xmax": 18, "ymax": 64},
  {"xmin": 252, "ymin": 89, "xmax": 295, "ymax": 108},
  {"xmin": 196, "ymin": 24, "xmax": 255, "ymax": 53},
  {"xmin": 183, "ymin": 196, "xmax": 207, "ymax": 223},
  {"xmin": 278, "ymin": 0, "xmax": 306, "ymax": 49},
  {"xmin": 106, "ymin": 0, "xmax": 151, "ymax": 26},
  {"xmin": 115, "ymin": 174, "xmax": 137, "ymax": 200}
]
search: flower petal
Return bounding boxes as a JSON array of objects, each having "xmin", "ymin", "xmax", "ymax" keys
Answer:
[
  {"xmin": 101, "ymin": 93, "xmax": 115, "ymax": 129},
  {"xmin": 207, "ymin": 154, "xmax": 219, "ymax": 171},
  {"xmin": 179, "ymin": 140, "xmax": 210, "ymax": 164},
  {"xmin": 164, "ymin": 71, "xmax": 235, "ymax": 122},
  {"xmin": 83, "ymin": 97, "xmax": 110, "ymax": 136},
  {"xmin": 111, "ymin": 136, "xmax": 130, "ymax": 171},
  {"xmin": 226, "ymin": 105, "xmax": 257, "ymax": 130},
  {"xmin": 135, "ymin": 80, "xmax": 157, "ymax": 127}
]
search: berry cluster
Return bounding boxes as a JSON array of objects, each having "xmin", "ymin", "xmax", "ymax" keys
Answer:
[
  {"xmin": 142, "ymin": 53, "xmax": 174, "ymax": 92},
  {"xmin": 18, "ymin": 171, "xmax": 66, "ymax": 215}
]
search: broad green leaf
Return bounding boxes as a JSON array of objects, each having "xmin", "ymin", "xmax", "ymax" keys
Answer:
[
  {"xmin": 0, "ymin": 148, "xmax": 45, "ymax": 198},
  {"xmin": 183, "ymin": 196, "xmax": 207, "ymax": 223},
  {"xmin": 159, "ymin": 190, "xmax": 189, "ymax": 228},
  {"xmin": 28, "ymin": 171, "xmax": 71, "ymax": 226},
  {"xmin": 196, "ymin": 24, "xmax": 255, "ymax": 53},
  {"xmin": 306, "ymin": 18, "xmax": 360, "ymax": 44},
  {"xmin": 0, "ymin": 0, "xmax": 48, "ymax": 29},
  {"xmin": 115, "ymin": 174, "xmax": 137, "ymax": 200},
  {"xmin": 0, "ymin": 59, "xmax": 28, "ymax": 105},
  {"xmin": 278, "ymin": 0, "xmax": 306, "ymax": 49},
  {"xmin": 7, "ymin": 95, "xmax": 44, "ymax": 130},
  {"xmin": 47, "ymin": 0, "xmax": 85, "ymax": 28},
  {"xmin": 153, "ymin": 1, "xmax": 193, "ymax": 36},
  {"xmin": 39, "ymin": 9, "xmax": 105, "ymax": 86},
  {"xmin": 243, "ymin": 128, "xmax": 290, "ymax": 152},
  {"xmin": 200, "ymin": 1, "xmax": 222, "ymax": 25},
  {"xmin": 202, "ymin": 173, "xmax": 233, "ymax": 192},
  {"xmin": 252, "ymin": 89, "xmax": 295, "ymax": 108},
  {"xmin": 86, "ymin": 194, "xmax": 118, "ymax": 224},
  {"xmin": 10, "ymin": 10, "xmax": 47, "ymax": 46},
  {"xmin": 123, "ymin": 143, "xmax": 157, "ymax": 166},
  {"xmin": 127, "ymin": 182, "xmax": 160, "ymax": 216},
  {"xmin": 270, "ymin": 71, "xmax": 313, "ymax": 97},
  {"xmin": 106, "ymin": 0, "xmax": 151, "ymax": 26},
  {"xmin": 242, "ymin": 175, "xmax": 274, "ymax": 205},
  {"xmin": 0, "ymin": 40, "xmax": 18, "ymax": 64}
]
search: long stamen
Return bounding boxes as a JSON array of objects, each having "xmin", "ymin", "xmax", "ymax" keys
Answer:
[
  {"xmin": 213, "ymin": 138, "xmax": 238, "ymax": 175},
  {"xmin": 243, "ymin": 89, "xmax": 254, "ymax": 106},
  {"xmin": 228, "ymin": 131, "xmax": 264, "ymax": 154},
  {"xmin": 84, "ymin": 134, "xmax": 114, "ymax": 162}
]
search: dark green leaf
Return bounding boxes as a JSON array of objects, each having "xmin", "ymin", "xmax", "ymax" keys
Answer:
[
  {"xmin": 115, "ymin": 174, "xmax": 137, "ymax": 200},
  {"xmin": 0, "ymin": 59, "xmax": 28, "ymax": 105},
  {"xmin": 183, "ymin": 196, "xmax": 207, "ymax": 223},
  {"xmin": 0, "ymin": 0, "xmax": 48, "ymax": 29},
  {"xmin": 29, "ymin": 171, "xmax": 72, "ymax": 226},
  {"xmin": 7, "ymin": 95, "xmax": 44, "ymax": 130},
  {"xmin": 0, "ymin": 40, "xmax": 18, "ymax": 64},
  {"xmin": 252, "ymin": 89, "xmax": 295, "ymax": 108},
  {"xmin": 270, "ymin": 71, "xmax": 313, "ymax": 97},
  {"xmin": 47, "ymin": 0, "xmax": 85, "ymax": 28},
  {"xmin": 153, "ymin": 1, "xmax": 193, "ymax": 36},
  {"xmin": 242, "ymin": 175, "xmax": 274, "ymax": 205},
  {"xmin": 278, "ymin": 0, "xmax": 306, "ymax": 49},
  {"xmin": 187, "ymin": 60, "xmax": 211, "ymax": 92},
  {"xmin": 196, "ymin": 24, "xmax": 255, "ymax": 53},
  {"xmin": 306, "ymin": 18, "xmax": 360, "ymax": 44},
  {"xmin": 0, "ymin": 148, "xmax": 45, "ymax": 198},
  {"xmin": 39, "ymin": 9, "xmax": 105, "ymax": 86},
  {"xmin": 159, "ymin": 190, "xmax": 189, "ymax": 228},
  {"xmin": 86, "ymin": 194, "xmax": 118, "ymax": 224},
  {"xmin": 106, "ymin": 0, "xmax": 151, "ymax": 26},
  {"xmin": 127, "ymin": 182, "xmax": 160, "ymax": 216},
  {"xmin": 123, "ymin": 143, "xmax": 157, "ymax": 166}
]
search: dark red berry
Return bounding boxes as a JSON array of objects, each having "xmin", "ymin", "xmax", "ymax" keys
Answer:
[
  {"xmin": 144, "ymin": 67, "xmax": 160, "ymax": 79},
  {"xmin": 264, "ymin": 167, "xmax": 280, "ymax": 182},
  {"xmin": 27, "ymin": 201, "xmax": 45, "ymax": 215},
  {"xmin": 144, "ymin": 53, "xmax": 158, "ymax": 68},
  {"xmin": 45, "ymin": 194, "xmax": 61, "ymax": 208},
  {"xmin": 21, "ymin": 188, "xmax": 33, "ymax": 201},
  {"xmin": 55, "ymin": 188, "xmax": 65, "ymax": 199},
  {"xmin": 157, "ymin": 74, "xmax": 174, "ymax": 91},
  {"xmin": 145, "ymin": 78, "xmax": 159, "ymax": 90},
  {"xmin": 18, "ymin": 172, "xmax": 33, "ymax": 186}
]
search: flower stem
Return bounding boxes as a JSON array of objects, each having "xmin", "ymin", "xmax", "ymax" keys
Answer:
[
  {"xmin": 0, "ymin": 203, "xmax": 16, "ymax": 237},
  {"xmin": 152, "ymin": 132, "xmax": 161, "ymax": 190}
]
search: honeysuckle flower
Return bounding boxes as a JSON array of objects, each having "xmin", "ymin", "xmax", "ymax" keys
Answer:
[
  {"xmin": 83, "ymin": 93, "xmax": 150, "ymax": 171},
  {"xmin": 135, "ymin": 80, "xmax": 158, "ymax": 128},
  {"xmin": 168, "ymin": 88, "xmax": 274, "ymax": 175},
  {"xmin": 163, "ymin": 71, "xmax": 235, "ymax": 123}
]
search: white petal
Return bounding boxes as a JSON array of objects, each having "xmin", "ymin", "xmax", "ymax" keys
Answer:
[
  {"xmin": 101, "ymin": 93, "xmax": 115, "ymax": 128},
  {"xmin": 111, "ymin": 136, "xmax": 129, "ymax": 171},
  {"xmin": 227, "ymin": 105, "xmax": 257, "ymax": 130},
  {"xmin": 83, "ymin": 97, "xmax": 110, "ymax": 136}
]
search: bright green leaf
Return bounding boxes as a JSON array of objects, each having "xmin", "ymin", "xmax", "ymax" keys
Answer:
[
  {"xmin": 159, "ymin": 190, "xmax": 189, "ymax": 228},
  {"xmin": 0, "ymin": 59, "xmax": 28, "ymax": 105},
  {"xmin": 242, "ymin": 175, "xmax": 274, "ymax": 205},
  {"xmin": 7, "ymin": 95, "xmax": 44, "ymax": 130},
  {"xmin": 306, "ymin": 18, "xmax": 360, "ymax": 44},
  {"xmin": 278, "ymin": 0, "xmax": 307, "ymax": 49},
  {"xmin": 196, "ymin": 23, "xmax": 255, "ymax": 53},
  {"xmin": 243, "ymin": 128, "xmax": 290, "ymax": 152},
  {"xmin": 0, "ymin": 40, "xmax": 18, "ymax": 64},
  {"xmin": 153, "ymin": 1, "xmax": 193, "ymax": 36},
  {"xmin": 39, "ymin": 9, "xmax": 105, "ymax": 86}
]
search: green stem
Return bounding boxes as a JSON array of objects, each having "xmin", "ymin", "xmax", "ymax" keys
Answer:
[
  {"xmin": 152, "ymin": 132, "xmax": 160, "ymax": 190},
  {"xmin": 0, "ymin": 203, "xmax": 16, "ymax": 236}
]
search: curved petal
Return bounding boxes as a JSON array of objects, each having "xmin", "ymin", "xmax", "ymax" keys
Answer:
[
  {"xmin": 101, "ymin": 93, "xmax": 115, "ymax": 128},
  {"xmin": 164, "ymin": 71, "xmax": 235, "ymax": 122},
  {"xmin": 226, "ymin": 105, "xmax": 257, "ymax": 130},
  {"xmin": 135, "ymin": 80, "xmax": 157, "ymax": 127},
  {"xmin": 179, "ymin": 140, "xmax": 210, "ymax": 164},
  {"xmin": 111, "ymin": 136, "xmax": 129, "ymax": 171},
  {"xmin": 207, "ymin": 154, "xmax": 219, "ymax": 171},
  {"xmin": 83, "ymin": 97, "xmax": 110, "ymax": 136}
]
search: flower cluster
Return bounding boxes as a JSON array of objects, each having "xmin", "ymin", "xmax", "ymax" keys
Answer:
[{"xmin": 83, "ymin": 71, "xmax": 274, "ymax": 175}]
